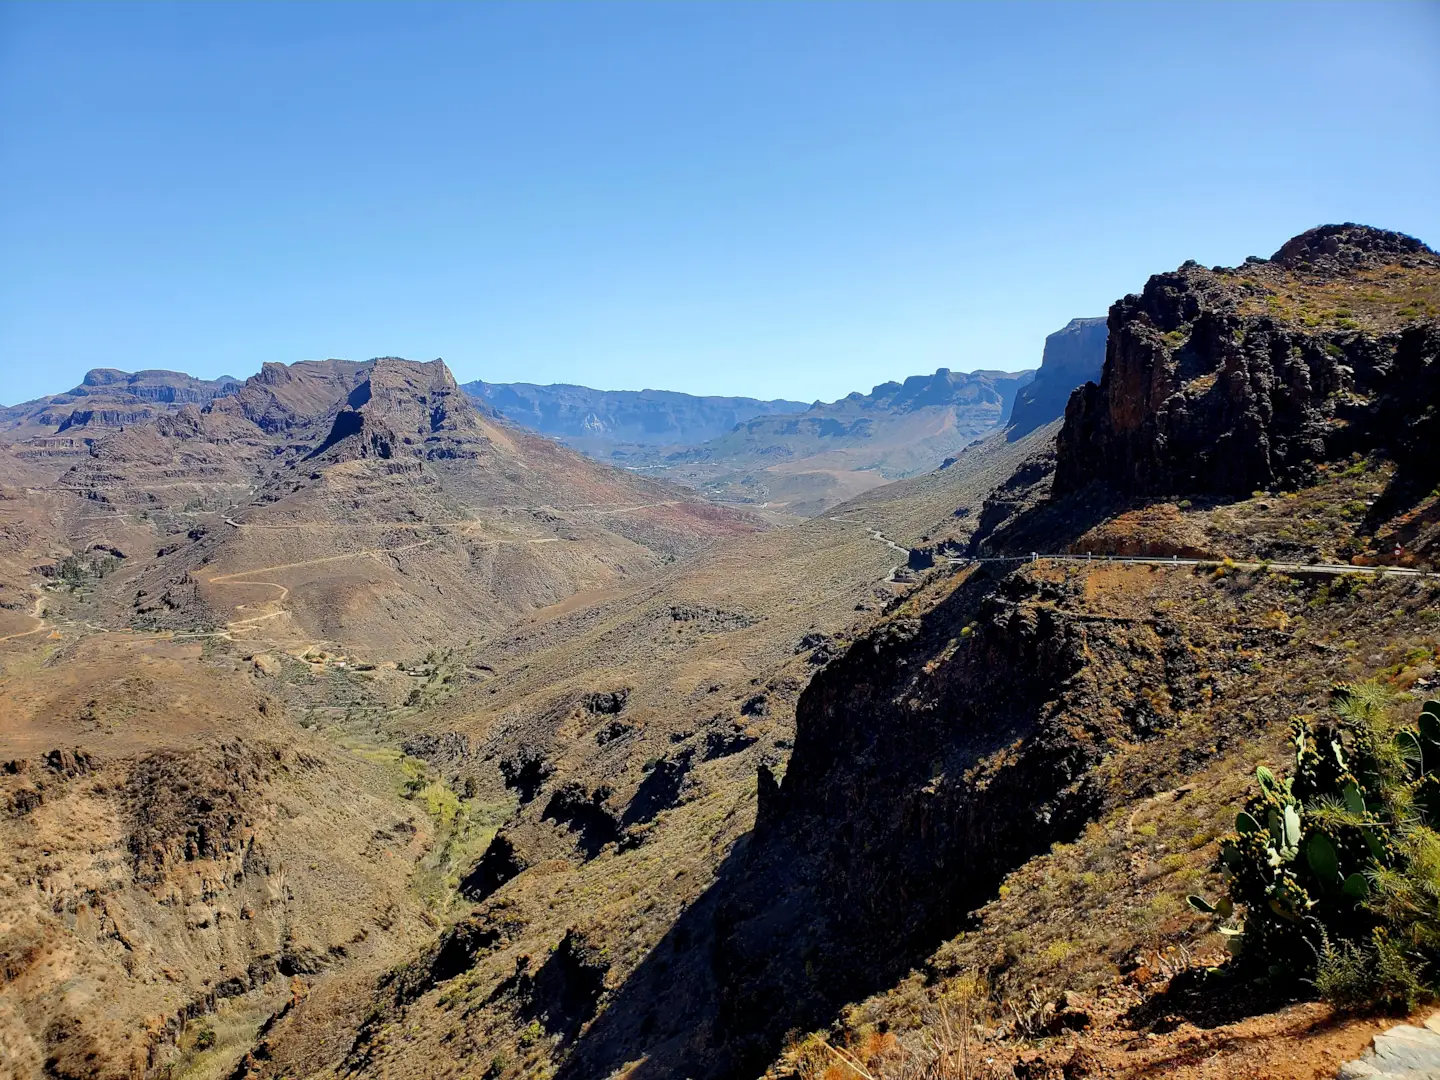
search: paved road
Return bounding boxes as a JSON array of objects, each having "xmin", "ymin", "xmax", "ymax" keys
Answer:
[{"xmin": 941, "ymin": 553, "xmax": 1437, "ymax": 579}]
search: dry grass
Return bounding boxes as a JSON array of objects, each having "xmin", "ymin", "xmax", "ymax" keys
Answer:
[{"xmin": 1232, "ymin": 262, "xmax": 1440, "ymax": 332}]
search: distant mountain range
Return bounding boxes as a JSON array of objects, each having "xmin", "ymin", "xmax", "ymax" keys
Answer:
[
  {"xmin": 2, "ymin": 320, "xmax": 1108, "ymax": 517},
  {"xmin": 610, "ymin": 367, "xmax": 1039, "ymax": 516},
  {"xmin": 461, "ymin": 381, "xmax": 808, "ymax": 448}
]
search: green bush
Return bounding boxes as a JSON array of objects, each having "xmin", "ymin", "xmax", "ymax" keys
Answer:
[{"xmin": 1190, "ymin": 684, "xmax": 1440, "ymax": 1007}]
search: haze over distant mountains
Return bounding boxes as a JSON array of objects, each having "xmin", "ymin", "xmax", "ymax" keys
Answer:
[
  {"xmin": 462, "ymin": 381, "xmax": 809, "ymax": 448},
  {"xmin": 2, "ymin": 320, "xmax": 1109, "ymax": 517},
  {"xmin": 8, "ymin": 225, "xmax": 1439, "ymax": 1080},
  {"xmin": 612, "ymin": 366, "xmax": 1042, "ymax": 516}
]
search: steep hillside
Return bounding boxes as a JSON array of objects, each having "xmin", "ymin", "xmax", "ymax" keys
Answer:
[
  {"xmin": 682, "ymin": 223, "xmax": 1440, "ymax": 1080},
  {"xmin": 1007, "ymin": 316, "xmax": 1107, "ymax": 440},
  {"xmin": 201, "ymin": 426, "xmax": 1054, "ymax": 1080},
  {"xmin": 621, "ymin": 367, "xmax": 1035, "ymax": 518},
  {"xmin": 247, "ymin": 224, "xmax": 1440, "ymax": 1080},
  {"xmin": 463, "ymin": 381, "xmax": 807, "ymax": 449},
  {"xmin": 0, "ymin": 358, "xmax": 773, "ymax": 1079},
  {"xmin": 0, "ymin": 631, "xmax": 442, "ymax": 1080},
  {"xmin": 29, "ymin": 358, "xmax": 761, "ymax": 654}
]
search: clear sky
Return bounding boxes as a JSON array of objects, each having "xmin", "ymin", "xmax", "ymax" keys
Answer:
[{"xmin": 2, "ymin": 1, "xmax": 1437, "ymax": 407}]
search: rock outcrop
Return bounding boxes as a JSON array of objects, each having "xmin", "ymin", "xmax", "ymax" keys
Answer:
[
  {"xmin": 1006, "ymin": 316, "xmax": 1107, "ymax": 440},
  {"xmin": 1, "ymin": 369, "xmax": 241, "ymax": 438},
  {"xmin": 1054, "ymin": 225, "xmax": 1440, "ymax": 499},
  {"xmin": 312, "ymin": 358, "xmax": 490, "ymax": 462}
]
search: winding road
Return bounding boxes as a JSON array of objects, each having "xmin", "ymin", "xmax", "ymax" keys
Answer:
[
  {"xmin": 205, "ymin": 539, "xmax": 439, "ymax": 634},
  {"xmin": 945, "ymin": 552, "xmax": 1437, "ymax": 579}
]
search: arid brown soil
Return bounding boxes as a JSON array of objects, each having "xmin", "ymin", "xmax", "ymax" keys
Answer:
[{"xmin": 2, "ymin": 225, "xmax": 1437, "ymax": 1080}]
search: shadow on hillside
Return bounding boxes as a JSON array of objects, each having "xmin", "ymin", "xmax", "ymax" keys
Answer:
[
  {"xmin": 970, "ymin": 483, "xmax": 1126, "ymax": 558},
  {"xmin": 555, "ymin": 824, "xmax": 889, "ymax": 1080},
  {"xmin": 558, "ymin": 561, "xmax": 1104, "ymax": 1080},
  {"xmin": 1123, "ymin": 967, "xmax": 1298, "ymax": 1032},
  {"xmin": 554, "ymin": 835, "xmax": 750, "ymax": 1080}
]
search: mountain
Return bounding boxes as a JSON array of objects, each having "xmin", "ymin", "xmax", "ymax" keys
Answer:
[
  {"xmin": 9, "ymin": 357, "xmax": 764, "ymax": 656},
  {"xmin": 462, "ymin": 380, "xmax": 808, "ymax": 448},
  {"xmin": 1054, "ymin": 224, "xmax": 1439, "ymax": 502},
  {"xmin": 7, "ymin": 225, "xmax": 1438, "ymax": 1080},
  {"xmin": 677, "ymin": 223, "xmax": 1440, "ymax": 1077},
  {"xmin": 0, "ymin": 369, "xmax": 243, "ymax": 476},
  {"xmin": 1006, "ymin": 316, "xmax": 1107, "ymax": 439},
  {"xmin": 618, "ymin": 366, "xmax": 1035, "ymax": 517},
  {"xmin": 207, "ymin": 223, "xmax": 1438, "ymax": 1080}
]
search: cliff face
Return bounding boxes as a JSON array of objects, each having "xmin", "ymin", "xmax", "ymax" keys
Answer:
[
  {"xmin": 71, "ymin": 368, "xmax": 241, "ymax": 405},
  {"xmin": 708, "ymin": 570, "xmax": 1110, "ymax": 1073},
  {"xmin": 1006, "ymin": 316, "xmax": 1107, "ymax": 440},
  {"xmin": 314, "ymin": 358, "xmax": 488, "ymax": 461},
  {"xmin": 691, "ymin": 224, "xmax": 1440, "ymax": 1077},
  {"xmin": 1054, "ymin": 224, "xmax": 1440, "ymax": 499}
]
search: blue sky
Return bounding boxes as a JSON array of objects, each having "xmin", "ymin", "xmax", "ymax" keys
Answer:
[{"xmin": 2, "ymin": 1, "xmax": 1437, "ymax": 407}]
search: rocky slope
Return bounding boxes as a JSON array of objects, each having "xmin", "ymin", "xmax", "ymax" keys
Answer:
[
  {"xmin": 0, "ymin": 369, "xmax": 244, "ymax": 479},
  {"xmin": 671, "ymin": 223, "xmax": 1440, "ymax": 1079},
  {"xmin": 463, "ymin": 381, "xmax": 807, "ymax": 449},
  {"xmin": 1055, "ymin": 224, "xmax": 1439, "ymax": 503},
  {"xmin": 358, "ymin": 223, "xmax": 1436, "ymax": 1080},
  {"xmin": 0, "ymin": 358, "xmax": 776, "ymax": 1079},
  {"xmin": 198, "ymin": 425, "xmax": 1053, "ymax": 1080},
  {"xmin": 280, "ymin": 213, "xmax": 1440, "ymax": 1072},
  {"xmin": 1006, "ymin": 316, "xmax": 1107, "ymax": 440},
  {"xmin": 0, "ymin": 632, "xmax": 440, "ymax": 1080}
]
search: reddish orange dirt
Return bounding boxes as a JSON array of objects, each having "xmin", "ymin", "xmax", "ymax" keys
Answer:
[{"xmin": 1019, "ymin": 991, "xmax": 1406, "ymax": 1079}]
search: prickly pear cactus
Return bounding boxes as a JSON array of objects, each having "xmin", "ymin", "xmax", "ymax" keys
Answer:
[{"xmin": 1188, "ymin": 691, "xmax": 1440, "ymax": 980}]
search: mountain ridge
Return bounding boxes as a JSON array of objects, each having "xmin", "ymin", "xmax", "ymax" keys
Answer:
[
  {"xmin": 462, "ymin": 380, "xmax": 808, "ymax": 448},
  {"xmin": 612, "ymin": 366, "xmax": 1037, "ymax": 517}
]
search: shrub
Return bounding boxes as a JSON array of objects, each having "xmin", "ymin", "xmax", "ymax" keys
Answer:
[
  {"xmin": 1189, "ymin": 685, "xmax": 1440, "ymax": 1008},
  {"xmin": 1315, "ymin": 928, "xmax": 1428, "ymax": 1012}
]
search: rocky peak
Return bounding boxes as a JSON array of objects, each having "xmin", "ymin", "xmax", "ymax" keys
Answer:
[
  {"xmin": 1270, "ymin": 222, "xmax": 1432, "ymax": 273},
  {"xmin": 233, "ymin": 359, "xmax": 370, "ymax": 435},
  {"xmin": 1053, "ymin": 224, "xmax": 1440, "ymax": 499},
  {"xmin": 313, "ymin": 358, "xmax": 488, "ymax": 461}
]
